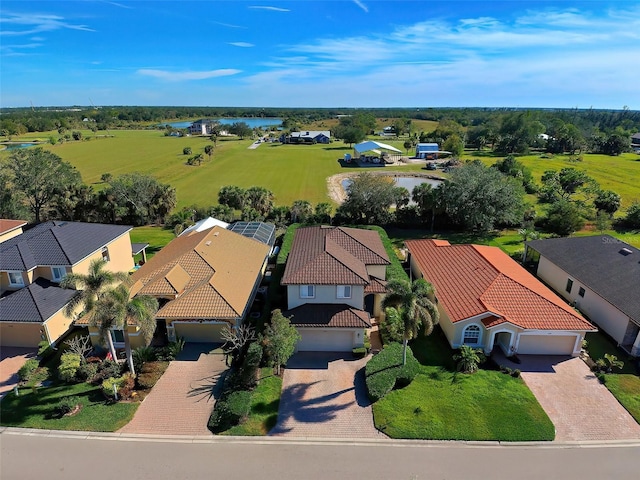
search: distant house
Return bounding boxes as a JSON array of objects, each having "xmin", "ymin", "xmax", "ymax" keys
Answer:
[
  {"xmin": 0, "ymin": 221, "xmax": 134, "ymax": 348},
  {"xmin": 0, "ymin": 219, "xmax": 27, "ymax": 244},
  {"xmin": 378, "ymin": 126, "xmax": 396, "ymax": 137},
  {"xmin": 406, "ymin": 239, "xmax": 595, "ymax": 357},
  {"xmin": 120, "ymin": 226, "xmax": 270, "ymax": 346},
  {"xmin": 632, "ymin": 132, "xmax": 640, "ymax": 148},
  {"xmin": 526, "ymin": 235, "xmax": 640, "ymax": 357},
  {"xmin": 188, "ymin": 119, "xmax": 220, "ymax": 136},
  {"xmin": 415, "ymin": 143, "xmax": 439, "ymax": 159},
  {"xmin": 281, "ymin": 226, "xmax": 390, "ymax": 352},
  {"xmin": 280, "ymin": 130, "xmax": 331, "ymax": 144}
]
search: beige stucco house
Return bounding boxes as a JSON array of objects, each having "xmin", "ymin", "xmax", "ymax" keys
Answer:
[
  {"xmin": 281, "ymin": 226, "xmax": 390, "ymax": 352},
  {"xmin": 526, "ymin": 235, "xmax": 640, "ymax": 357},
  {"xmin": 0, "ymin": 221, "xmax": 134, "ymax": 348},
  {"xmin": 124, "ymin": 225, "xmax": 271, "ymax": 346},
  {"xmin": 406, "ymin": 239, "xmax": 595, "ymax": 357},
  {"xmin": 0, "ymin": 219, "xmax": 27, "ymax": 244}
]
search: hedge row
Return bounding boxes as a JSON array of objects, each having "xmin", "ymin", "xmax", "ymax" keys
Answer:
[{"xmin": 365, "ymin": 343, "xmax": 419, "ymax": 402}]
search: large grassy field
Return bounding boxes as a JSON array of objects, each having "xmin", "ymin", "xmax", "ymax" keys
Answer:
[{"xmin": 1, "ymin": 129, "xmax": 423, "ymax": 209}]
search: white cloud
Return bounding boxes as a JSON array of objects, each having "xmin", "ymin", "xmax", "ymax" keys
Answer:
[
  {"xmin": 353, "ymin": 0, "xmax": 368, "ymax": 13},
  {"xmin": 0, "ymin": 13, "xmax": 95, "ymax": 36},
  {"xmin": 248, "ymin": 6, "xmax": 290, "ymax": 12},
  {"xmin": 228, "ymin": 42, "xmax": 254, "ymax": 48},
  {"xmin": 213, "ymin": 21, "xmax": 246, "ymax": 29},
  {"xmin": 137, "ymin": 68, "xmax": 242, "ymax": 81}
]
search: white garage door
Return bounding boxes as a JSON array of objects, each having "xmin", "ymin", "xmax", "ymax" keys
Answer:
[
  {"xmin": 297, "ymin": 328, "xmax": 355, "ymax": 352},
  {"xmin": 173, "ymin": 322, "xmax": 228, "ymax": 343},
  {"xmin": 517, "ymin": 334, "xmax": 578, "ymax": 355}
]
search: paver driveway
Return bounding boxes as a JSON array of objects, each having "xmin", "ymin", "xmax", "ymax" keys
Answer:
[
  {"xmin": 270, "ymin": 352, "xmax": 385, "ymax": 438},
  {"xmin": 119, "ymin": 344, "xmax": 226, "ymax": 436},
  {"xmin": 500, "ymin": 353, "xmax": 640, "ymax": 441},
  {"xmin": 0, "ymin": 347, "xmax": 37, "ymax": 400}
]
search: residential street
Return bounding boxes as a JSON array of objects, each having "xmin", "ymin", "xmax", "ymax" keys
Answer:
[{"xmin": 1, "ymin": 429, "xmax": 639, "ymax": 480}]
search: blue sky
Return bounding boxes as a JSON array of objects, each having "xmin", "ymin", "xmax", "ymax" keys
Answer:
[{"xmin": 1, "ymin": 1, "xmax": 639, "ymax": 109}]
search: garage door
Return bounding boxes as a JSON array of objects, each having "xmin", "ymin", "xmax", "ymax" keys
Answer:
[
  {"xmin": 0, "ymin": 323, "xmax": 43, "ymax": 348},
  {"xmin": 297, "ymin": 328, "xmax": 355, "ymax": 352},
  {"xmin": 517, "ymin": 334, "xmax": 578, "ymax": 355},
  {"xmin": 173, "ymin": 322, "xmax": 228, "ymax": 343}
]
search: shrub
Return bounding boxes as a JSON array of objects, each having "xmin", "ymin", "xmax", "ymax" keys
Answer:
[
  {"xmin": 76, "ymin": 362, "xmax": 99, "ymax": 382},
  {"xmin": 102, "ymin": 375, "xmax": 129, "ymax": 400},
  {"xmin": 183, "ymin": 146, "xmax": 192, "ymax": 155},
  {"xmin": 58, "ymin": 353, "xmax": 82, "ymax": 383},
  {"xmin": 136, "ymin": 361, "xmax": 168, "ymax": 389},
  {"xmin": 37, "ymin": 341, "xmax": 55, "ymax": 363},
  {"xmin": 352, "ymin": 347, "xmax": 367, "ymax": 358},
  {"xmin": 55, "ymin": 396, "xmax": 80, "ymax": 416},
  {"xmin": 94, "ymin": 359, "xmax": 122, "ymax": 382},
  {"xmin": 235, "ymin": 342, "xmax": 263, "ymax": 390},
  {"xmin": 118, "ymin": 373, "xmax": 136, "ymax": 400},
  {"xmin": 18, "ymin": 359, "xmax": 40, "ymax": 382},
  {"xmin": 132, "ymin": 345, "xmax": 156, "ymax": 373},
  {"xmin": 453, "ymin": 345, "xmax": 486, "ymax": 374},
  {"xmin": 208, "ymin": 390, "xmax": 252, "ymax": 433},
  {"xmin": 156, "ymin": 338, "xmax": 186, "ymax": 361},
  {"xmin": 365, "ymin": 343, "xmax": 419, "ymax": 402}
]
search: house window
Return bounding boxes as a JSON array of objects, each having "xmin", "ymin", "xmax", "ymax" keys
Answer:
[
  {"xmin": 110, "ymin": 329, "xmax": 125, "ymax": 344},
  {"xmin": 463, "ymin": 325, "xmax": 481, "ymax": 345},
  {"xmin": 51, "ymin": 266, "xmax": 66, "ymax": 282},
  {"xmin": 101, "ymin": 246, "xmax": 110, "ymax": 262},
  {"xmin": 299, "ymin": 285, "xmax": 315, "ymax": 298},
  {"xmin": 337, "ymin": 285, "xmax": 351, "ymax": 299},
  {"xmin": 7, "ymin": 271, "xmax": 24, "ymax": 287},
  {"xmin": 578, "ymin": 287, "xmax": 585, "ymax": 298},
  {"xmin": 566, "ymin": 278, "xmax": 573, "ymax": 293}
]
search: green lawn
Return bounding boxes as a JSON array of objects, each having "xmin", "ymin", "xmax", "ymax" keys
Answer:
[
  {"xmin": 372, "ymin": 329, "xmax": 555, "ymax": 441},
  {"xmin": 130, "ymin": 225, "xmax": 176, "ymax": 260},
  {"xmin": 223, "ymin": 368, "xmax": 282, "ymax": 436},
  {"xmin": 585, "ymin": 331, "xmax": 637, "ymax": 374},
  {"xmin": 600, "ymin": 374, "xmax": 640, "ymax": 424},
  {"xmin": 0, "ymin": 382, "xmax": 138, "ymax": 432}
]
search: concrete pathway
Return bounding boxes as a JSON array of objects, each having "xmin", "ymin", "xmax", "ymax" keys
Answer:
[
  {"xmin": 119, "ymin": 344, "xmax": 226, "ymax": 436},
  {"xmin": 0, "ymin": 347, "xmax": 37, "ymax": 400},
  {"xmin": 270, "ymin": 352, "xmax": 385, "ymax": 438},
  {"xmin": 499, "ymin": 353, "xmax": 640, "ymax": 441}
]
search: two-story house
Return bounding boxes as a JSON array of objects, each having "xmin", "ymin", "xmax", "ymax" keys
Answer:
[
  {"xmin": 281, "ymin": 226, "xmax": 390, "ymax": 352},
  {"xmin": 0, "ymin": 221, "xmax": 134, "ymax": 348}
]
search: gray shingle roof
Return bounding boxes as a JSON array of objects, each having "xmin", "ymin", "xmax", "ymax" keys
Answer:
[
  {"xmin": 0, "ymin": 278, "xmax": 79, "ymax": 323},
  {"xmin": 527, "ymin": 235, "xmax": 640, "ymax": 322},
  {"xmin": 0, "ymin": 221, "xmax": 131, "ymax": 271}
]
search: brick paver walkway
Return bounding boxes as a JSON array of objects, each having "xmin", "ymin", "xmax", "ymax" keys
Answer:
[
  {"xmin": 270, "ymin": 352, "xmax": 385, "ymax": 438},
  {"xmin": 0, "ymin": 347, "xmax": 37, "ymax": 400},
  {"xmin": 119, "ymin": 347, "xmax": 226, "ymax": 436},
  {"xmin": 499, "ymin": 353, "xmax": 640, "ymax": 441}
]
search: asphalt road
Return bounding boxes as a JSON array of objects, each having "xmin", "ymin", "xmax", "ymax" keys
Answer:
[{"xmin": 1, "ymin": 430, "xmax": 639, "ymax": 480}]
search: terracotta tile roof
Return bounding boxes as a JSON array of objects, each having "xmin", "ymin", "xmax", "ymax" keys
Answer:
[
  {"xmin": 364, "ymin": 277, "xmax": 387, "ymax": 294},
  {"xmin": 0, "ymin": 219, "xmax": 27, "ymax": 236},
  {"xmin": 130, "ymin": 226, "xmax": 269, "ymax": 320},
  {"xmin": 406, "ymin": 239, "xmax": 594, "ymax": 331},
  {"xmin": 285, "ymin": 303, "xmax": 372, "ymax": 328},
  {"xmin": 281, "ymin": 226, "xmax": 390, "ymax": 286}
]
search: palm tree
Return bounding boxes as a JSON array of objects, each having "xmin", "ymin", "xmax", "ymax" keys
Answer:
[
  {"xmin": 382, "ymin": 278, "xmax": 440, "ymax": 365},
  {"xmin": 93, "ymin": 284, "xmax": 159, "ymax": 375},
  {"xmin": 61, "ymin": 258, "xmax": 128, "ymax": 360}
]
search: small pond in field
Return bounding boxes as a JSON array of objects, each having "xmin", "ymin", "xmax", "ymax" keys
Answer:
[{"xmin": 2, "ymin": 143, "xmax": 39, "ymax": 150}]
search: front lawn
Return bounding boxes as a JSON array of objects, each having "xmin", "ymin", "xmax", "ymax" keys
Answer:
[
  {"xmin": 371, "ymin": 328, "xmax": 555, "ymax": 441},
  {"xmin": 0, "ymin": 382, "xmax": 138, "ymax": 432},
  {"xmin": 600, "ymin": 374, "xmax": 640, "ymax": 424},
  {"xmin": 222, "ymin": 368, "xmax": 282, "ymax": 436},
  {"xmin": 585, "ymin": 331, "xmax": 637, "ymax": 374}
]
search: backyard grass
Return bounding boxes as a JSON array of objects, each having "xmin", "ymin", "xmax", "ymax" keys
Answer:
[
  {"xmin": 600, "ymin": 374, "xmax": 640, "ymax": 424},
  {"xmin": 0, "ymin": 382, "xmax": 138, "ymax": 432},
  {"xmin": 130, "ymin": 225, "xmax": 176, "ymax": 260},
  {"xmin": 222, "ymin": 368, "xmax": 282, "ymax": 436},
  {"xmin": 585, "ymin": 331, "xmax": 637, "ymax": 374},
  {"xmin": 372, "ymin": 328, "xmax": 555, "ymax": 441}
]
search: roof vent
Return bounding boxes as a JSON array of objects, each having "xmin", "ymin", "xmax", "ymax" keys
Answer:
[
  {"xmin": 620, "ymin": 248, "xmax": 633, "ymax": 256},
  {"xmin": 214, "ymin": 232, "xmax": 219, "ymax": 236},
  {"xmin": 205, "ymin": 241, "xmax": 212, "ymax": 246}
]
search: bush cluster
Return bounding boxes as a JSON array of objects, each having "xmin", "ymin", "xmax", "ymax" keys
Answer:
[
  {"xmin": 58, "ymin": 353, "xmax": 82, "ymax": 383},
  {"xmin": 18, "ymin": 359, "xmax": 40, "ymax": 382},
  {"xmin": 136, "ymin": 361, "xmax": 169, "ymax": 390},
  {"xmin": 365, "ymin": 343, "xmax": 420, "ymax": 402},
  {"xmin": 498, "ymin": 365, "xmax": 521, "ymax": 378},
  {"xmin": 55, "ymin": 396, "xmax": 80, "ymax": 416},
  {"xmin": 208, "ymin": 343, "xmax": 263, "ymax": 433},
  {"xmin": 102, "ymin": 373, "xmax": 135, "ymax": 401}
]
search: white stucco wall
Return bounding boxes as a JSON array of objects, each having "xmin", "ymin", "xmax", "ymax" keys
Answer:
[
  {"xmin": 287, "ymin": 285, "xmax": 364, "ymax": 310},
  {"xmin": 537, "ymin": 256, "xmax": 628, "ymax": 344}
]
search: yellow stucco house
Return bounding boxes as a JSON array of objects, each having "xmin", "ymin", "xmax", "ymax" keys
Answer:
[
  {"xmin": 0, "ymin": 220, "xmax": 134, "ymax": 348},
  {"xmin": 122, "ymin": 224, "xmax": 272, "ymax": 347}
]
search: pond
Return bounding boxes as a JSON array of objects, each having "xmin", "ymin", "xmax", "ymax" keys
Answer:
[{"xmin": 2, "ymin": 143, "xmax": 39, "ymax": 150}]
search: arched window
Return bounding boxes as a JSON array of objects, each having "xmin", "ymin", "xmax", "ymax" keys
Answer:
[{"xmin": 463, "ymin": 325, "xmax": 481, "ymax": 345}]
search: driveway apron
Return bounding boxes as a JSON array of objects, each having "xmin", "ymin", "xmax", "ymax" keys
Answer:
[
  {"xmin": 500, "ymin": 353, "xmax": 640, "ymax": 441},
  {"xmin": 270, "ymin": 352, "xmax": 385, "ymax": 438},
  {"xmin": 0, "ymin": 347, "xmax": 37, "ymax": 400},
  {"xmin": 119, "ymin": 344, "xmax": 226, "ymax": 436}
]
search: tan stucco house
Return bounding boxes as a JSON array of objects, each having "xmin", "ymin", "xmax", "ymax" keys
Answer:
[
  {"xmin": 281, "ymin": 226, "xmax": 390, "ymax": 352},
  {"xmin": 526, "ymin": 235, "xmax": 640, "ymax": 357},
  {"xmin": 0, "ymin": 219, "xmax": 27, "ymax": 244},
  {"xmin": 406, "ymin": 239, "xmax": 595, "ymax": 357},
  {"xmin": 0, "ymin": 221, "xmax": 134, "ymax": 348},
  {"xmin": 125, "ymin": 224, "xmax": 271, "ymax": 346}
]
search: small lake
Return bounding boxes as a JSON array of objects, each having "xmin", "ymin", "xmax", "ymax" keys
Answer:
[
  {"xmin": 2, "ymin": 143, "xmax": 39, "ymax": 150},
  {"xmin": 342, "ymin": 176, "xmax": 443, "ymax": 205},
  {"xmin": 159, "ymin": 118, "xmax": 283, "ymax": 129}
]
